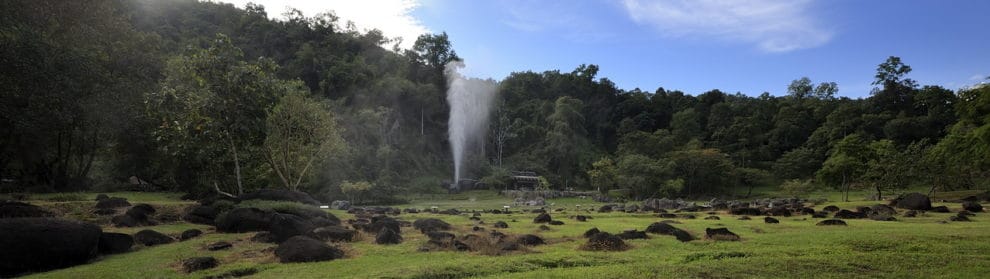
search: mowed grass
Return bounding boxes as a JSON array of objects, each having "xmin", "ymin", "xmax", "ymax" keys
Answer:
[{"xmin": 22, "ymin": 189, "xmax": 990, "ymax": 279}]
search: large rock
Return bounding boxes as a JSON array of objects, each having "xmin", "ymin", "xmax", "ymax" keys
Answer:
[
  {"xmin": 962, "ymin": 201, "xmax": 983, "ymax": 212},
  {"xmin": 98, "ymin": 232, "xmax": 133, "ymax": 254},
  {"xmin": 276, "ymin": 236, "xmax": 344, "ymax": 263},
  {"xmin": 704, "ymin": 228, "xmax": 740, "ymax": 241},
  {"xmin": 216, "ymin": 207, "xmax": 274, "ymax": 233},
  {"xmin": 183, "ymin": 205, "xmax": 218, "ymax": 225},
  {"xmin": 179, "ymin": 229, "xmax": 203, "ymax": 241},
  {"xmin": 309, "ymin": 226, "xmax": 356, "ymax": 242},
  {"xmin": 0, "ymin": 218, "xmax": 102, "ymax": 277},
  {"xmin": 729, "ymin": 207, "xmax": 763, "ymax": 216},
  {"xmin": 583, "ymin": 232, "xmax": 627, "ymax": 251},
  {"xmin": 533, "ymin": 213, "xmax": 552, "ymax": 223},
  {"xmin": 269, "ymin": 213, "xmax": 316, "ymax": 243},
  {"xmin": 134, "ymin": 229, "xmax": 174, "ymax": 246},
  {"xmin": 413, "ymin": 218, "xmax": 451, "ymax": 233},
  {"xmin": 375, "ymin": 227, "xmax": 402, "ymax": 245},
  {"xmin": 0, "ymin": 201, "xmax": 53, "ymax": 218},
  {"xmin": 516, "ymin": 234, "xmax": 545, "ymax": 246},
  {"xmin": 182, "ymin": 257, "xmax": 218, "ymax": 273},
  {"xmin": 892, "ymin": 193, "xmax": 932, "ymax": 210},
  {"xmin": 834, "ymin": 209, "xmax": 866, "ymax": 219},
  {"xmin": 816, "ymin": 219, "xmax": 847, "ymax": 226},
  {"xmin": 645, "ymin": 222, "xmax": 693, "ymax": 242},
  {"xmin": 238, "ymin": 189, "xmax": 319, "ymax": 205},
  {"xmin": 643, "ymin": 198, "xmax": 693, "ymax": 210}
]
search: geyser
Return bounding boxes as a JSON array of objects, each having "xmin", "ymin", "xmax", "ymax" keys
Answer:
[{"xmin": 445, "ymin": 61, "xmax": 497, "ymax": 190}]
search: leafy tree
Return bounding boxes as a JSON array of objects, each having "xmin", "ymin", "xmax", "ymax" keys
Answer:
[
  {"xmin": 816, "ymin": 134, "xmax": 869, "ymax": 201},
  {"xmin": 263, "ymin": 85, "xmax": 345, "ymax": 191},
  {"xmin": 148, "ymin": 34, "xmax": 280, "ymax": 196},
  {"xmin": 587, "ymin": 157, "xmax": 618, "ymax": 194}
]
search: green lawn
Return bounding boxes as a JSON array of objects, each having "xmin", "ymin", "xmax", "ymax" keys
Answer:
[{"xmin": 20, "ymin": 189, "xmax": 990, "ymax": 279}]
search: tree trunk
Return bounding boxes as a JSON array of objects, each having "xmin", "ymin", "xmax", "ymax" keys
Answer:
[
  {"xmin": 226, "ymin": 132, "xmax": 243, "ymax": 195},
  {"xmin": 875, "ymin": 184, "xmax": 882, "ymax": 201}
]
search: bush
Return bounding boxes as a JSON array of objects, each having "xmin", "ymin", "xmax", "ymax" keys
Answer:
[{"xmin": 237, "ymin": 200, "xmax": 326, "ymax": 219}]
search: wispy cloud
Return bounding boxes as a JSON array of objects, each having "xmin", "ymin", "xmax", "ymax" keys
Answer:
[
  {"xmin": 499, "ymin": 1, "xmax": 615, "ymax": 42},
  {"xmin": 214, "ymin": 0, "xmax": 429, "ymax": 49},
  {"xmin": 970, "ymin": 74, "xmax": 989, "ymax": 81},
  {"xmin": 621, "ymin": 0, "xmax": 833, "ymax": 52}
]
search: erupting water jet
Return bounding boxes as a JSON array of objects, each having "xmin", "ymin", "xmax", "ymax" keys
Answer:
[{"xmin": 445, "ymin": 61, "xmax": 497, "ymax": 191}]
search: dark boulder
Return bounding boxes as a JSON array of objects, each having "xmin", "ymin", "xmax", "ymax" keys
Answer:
[
  {"xmin": 645, "ymin": 222, "xmax": 693, "ymax": 242},
  {"xmin": 737, "ymin": 216, "xmax": 751, "ymax": 220},
  {"xmin": 765, "ymin": 207, "xmax": 791, "ymax": 217},
  {"xmin": 250, "ymin": 231, "xmax": 276, "ymax": 243},
  {"xmin": 275, "ymin": 236, "xmax": 344, "ymax": 263},
  {"xmin": 183, "ymin": 205, "xmax": 218, "ymax": 225},
  {"xmin": 0, "ymin": 201, "xmax": 53, "ymax": 218},
  {"xmin": 583, "ymin": 227, "xmax": 601, "ymax": 238},
  {"xmin": 426, "ymin": 231, "xmax": 456, "ymax": 242},
  {"xmin": 950, "ymin": 215, "xmax": 971, "ymax": 222},
  {"xmin": 816, "ymin": 219, "xmax": 847, "ymax": 226},
  {"xmin": 134, "ymin": 229, "xmax": 174, "ymax": 246},
  {"xmin": 870, "ymin": 204, "xmax": 898, "ymax": 216},
  {"xmin": 516, "ymin": 234, "xmax": 545, "ymax": 246},
  {"xmin": 705, "ymin": 215, "xmax": 720, "ymax": 220},
  {"xmin": 269, "ymin": 213, "xmax": 316, "ymax": 243},
  {"xmin": 962, "ymin": 201, "xmax": 983, "ymax": 212},
  {"xmin": 658, "ymin": 213, "xmax": 678, "ymax": 218},
  {"xmin": 729, "ymin": 207, "xmax": 762, "ymax": 216},
  {"xmin": 238, "ymin": 189, "xmax": 319, "ymax": 205},
  {"xmin": 822, "ymin": 205, "xmax": 840, "ymax": 212},
  {"xmin": 931, "ymin": 206, "xmax": 951, "ymax": 213},
  {"xmin": 533, "ymin": 213, "xmax": 552, "ymax": 223},
  {"xmin": 179, "ymin": 229, "xmax": 203, "ymax": 241},
  {"xmin": 764, "ymin": 217, "xmax": 779, "ymax": 224},
  {"xmin": 548, "ymin": 220, "xmax": 565, "ymax": 225},
  {"xmin": 959, "ymin": 211, "xmax": 975, "ymax": 217},
  {"xmin": 110, "ymin": 214, "xmax": 141, "ymax": 227},
  {"xmin": 182, "ymin": 257, "xmax": 218, "ymax": 273},
  {"xmin": 206, "ymin": 241, "xmax": 232, "ymax": 251},
  {"xmin": 583, "ymin": 232, "xmax": 627, "ymax": 251},
  {"xmin": 834, "ymin": 209, "xmax": 866, "ymax": 219},
  {"xmin": 870, "ymin": 215, "xmax": 897, "ymax": 221},
  {"xmin": 375, "ymin": 227, "xmax": 402, "ymax": 244},
  {"xmin": 617, "ymin": 230, "xmax": 648, "ymax": 240},
  {"xmin": 95, "ymin": 197, "xmax": 131, "ymax": 209},
  {"xmin": 309, "ymin": 226, "xmax": 355, "ymax": 242},
  {"xmin": 800, "ymin": 207, "xmax": 816, "ymax": 215},
  {"xmin": 492, "ymin": 221, "xmax": 509, "ymax": 228},
  {"xmin": 412, "ymin": 218, "xmax": 451, "ymax": 233},
  {"xmin": 892, "ymin": 193, "xmax": 932, "ymax": 210},
  {"xmin": 574, "ymin": 215, "xmax": 589, "ymax": 222},
  {"xmin": 812, "ymin": 211, "xmax": 829, "ymax": 218},
  {"xmin": 0, "ymin": 218, "xmax": 102, "ymax": 277},
  {"xmin": 365, "ymin": 217, "xmax": 401, "ymax": 234},
  {"xmin": 216, "ymin": 207, "xmax": 274, "ymax": 233},
  {"xmin": 704, "ymin": 228, "xmax": 740, "ymax": 241},
  {"xmin": 597, "ymin": 205, "xmax": 613, "ymax": 213},
  {"xmin": 98, "ymin": 232, "xmax": 133, "ymax": 254},
  {"xmin": 130, "ymin": 203, "xmax": 156, "ymax": 215},
  {"xmin": 903, "ymin": 210, "xmax": 918, "ymax": 217}
]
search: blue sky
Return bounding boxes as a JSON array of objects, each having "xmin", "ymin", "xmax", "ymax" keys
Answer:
[{"xmin": 219, "ymin": 0, "xmax": 989, "ymax": 98}]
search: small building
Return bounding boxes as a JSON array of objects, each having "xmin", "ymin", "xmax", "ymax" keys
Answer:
[{"xmin": 509, "ymin": 171, "xmax": 539, "ymax": 190}]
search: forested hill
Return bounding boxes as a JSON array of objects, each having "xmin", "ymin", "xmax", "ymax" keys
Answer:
[{"xmin": 1, "ymin": 0, "xmax": 988, "ymax": 202}]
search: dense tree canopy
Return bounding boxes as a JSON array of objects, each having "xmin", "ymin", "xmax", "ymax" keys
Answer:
[{"xmin": 1, "ymin": 0, "xmax": 987, "ymax": 202}]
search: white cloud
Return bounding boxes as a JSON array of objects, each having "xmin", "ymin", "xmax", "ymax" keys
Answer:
[
  {"xmin": 970, "ymin": 74, "xmax": 989, "ymax": 81},
  {"xmin": 622, "ymin": 0, "xmax": 832, "ymax": 52},
  {"xmin": 213, "ymin": 0, "xmax": 429, "ymax": 49}
]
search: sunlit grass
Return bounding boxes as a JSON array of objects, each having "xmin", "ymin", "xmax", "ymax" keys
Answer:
[{"xmin": 22, "ymin": 189, "xmax": 990, "ymax": 279}]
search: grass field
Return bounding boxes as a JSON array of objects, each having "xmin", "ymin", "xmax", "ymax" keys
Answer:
[{"xmin": 16, "ymin": 188, "xmax": 990, "ymax": 279}]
